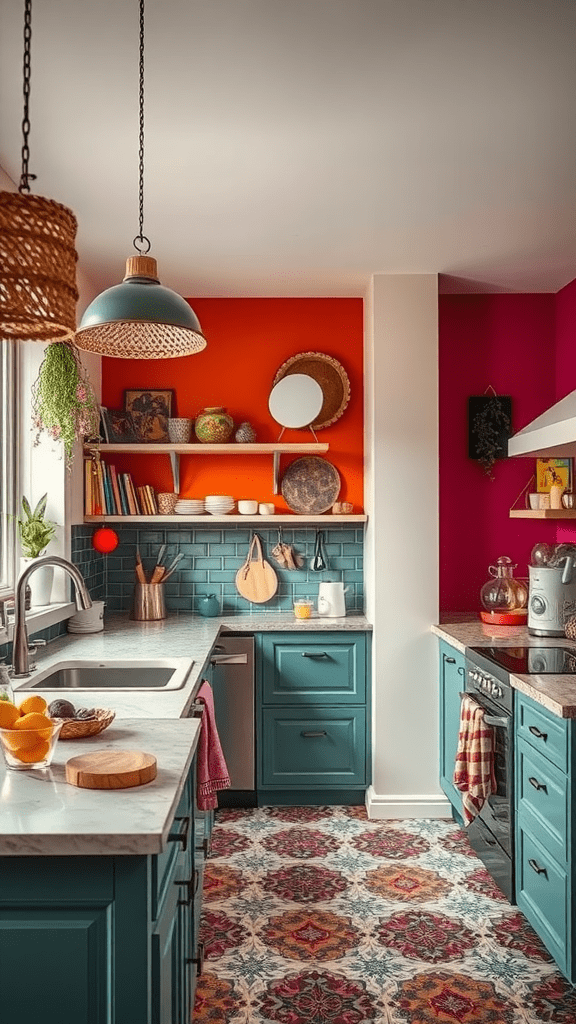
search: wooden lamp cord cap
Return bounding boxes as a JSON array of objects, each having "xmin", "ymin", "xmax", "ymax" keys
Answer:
[{"xmin": 124, "ymin": 255, "xmax": 159, "ymax": 281}]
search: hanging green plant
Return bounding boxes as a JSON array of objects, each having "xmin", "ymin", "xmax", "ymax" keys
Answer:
[
  {"xmin": 31, "ymin": 341, "xmax": 100, "ymax": 463},
  {"xmin": 468, "ymin": 389, "xmax": 512, "ymax": 480}
]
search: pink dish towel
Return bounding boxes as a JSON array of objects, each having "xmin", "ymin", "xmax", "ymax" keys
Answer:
[{"xmin": 195, "ymin": 679, "xmax": 231, "ymax": 810}]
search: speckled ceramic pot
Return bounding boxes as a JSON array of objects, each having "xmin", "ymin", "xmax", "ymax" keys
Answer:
[{"xmin": 194, "ymin": 407, "xmax": 234, "ymax": 443}]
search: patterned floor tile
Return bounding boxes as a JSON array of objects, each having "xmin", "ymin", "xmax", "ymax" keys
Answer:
[{"xmin": 193, "ymin": 807, "xmax": 573, "ymax": 1023}]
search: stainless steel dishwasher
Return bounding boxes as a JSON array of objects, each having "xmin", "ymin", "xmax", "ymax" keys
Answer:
[{"xmin": 210, "ymin": 636, "xmax": 256, "ymax": 806}]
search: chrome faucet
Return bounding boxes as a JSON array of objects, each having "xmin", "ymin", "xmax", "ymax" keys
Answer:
[{"xmin": 12, "ymin": 556, "xmax": 92, "ymax": 678}]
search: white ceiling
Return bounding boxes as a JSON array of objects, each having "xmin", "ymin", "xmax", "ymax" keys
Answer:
[{"xmin": 1, "ymin": 0, "xmax": 575, "ymax": 304}]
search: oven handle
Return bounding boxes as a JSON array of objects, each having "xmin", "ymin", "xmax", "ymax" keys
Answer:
[{"xmin": 458, "ymin": 694, "xmax": 509, "ymax": 730}]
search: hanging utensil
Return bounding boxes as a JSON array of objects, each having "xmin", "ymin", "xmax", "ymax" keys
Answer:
[
  {"xmin": 311, "ymin": 529, "xmax": 327, "ymax": 572},
  {"xmin": 235, "ymin": 533, "xmax": 278, "ymax": 603}
]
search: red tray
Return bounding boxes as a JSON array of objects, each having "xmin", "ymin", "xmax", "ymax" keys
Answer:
[{"xmin": 480, "ymin": 609, "xmax": 528, "ymax": 625}]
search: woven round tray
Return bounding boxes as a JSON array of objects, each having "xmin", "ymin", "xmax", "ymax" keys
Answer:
[
  {"xmin": 54, "ymin": 708, "xmax": 116, "ymax": 740},
  {"xmin": 273, "ymin": 352, "xmax": 351, "ymax": 430}
]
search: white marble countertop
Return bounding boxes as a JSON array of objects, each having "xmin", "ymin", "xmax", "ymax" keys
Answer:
[
  {"xmin": 432, "ymin": 617, "xmax": 576, "ymax": 719},
  {"xmin": 1, "ymin": 611, "xmax": 372, "ymax": 855},
  {"xmin": 0, "ymin": 718, "xmax": 200, "ymax": 856}
]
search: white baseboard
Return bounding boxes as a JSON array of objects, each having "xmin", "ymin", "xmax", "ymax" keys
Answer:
[{"xmin": 365, "ymin": 785, "xmax": 454, "ymax": 819}]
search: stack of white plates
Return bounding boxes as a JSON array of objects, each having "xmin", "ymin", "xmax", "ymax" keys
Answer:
[
  {"xmin": 204, "ymin": 494, "xmax": 235, "ymax": 515},
  {"xmin": 175, "ymin": 498, "xmax": 205, "ymax": 515}
]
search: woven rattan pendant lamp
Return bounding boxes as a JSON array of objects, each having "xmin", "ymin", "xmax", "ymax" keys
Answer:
[
  {"xmin": 75, "ymin": 0, "xmax": 206, "ymax": 359},
  {"xmin": 0, "ymin": 0, "xmax": 79, "ymax": 342}
]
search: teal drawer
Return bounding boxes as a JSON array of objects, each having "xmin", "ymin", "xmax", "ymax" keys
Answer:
[
  {"xmin": 517, "ymin": 737, "xmax": 568, "ymax": 865},
  {"xmin": 516, "ymin": 826, "xmax": 568, "ymax": 972},
  {"xmin": 516, "ymin": 693, "xmax": 568, "ymax": 772},
  {"xmin": 261, "ymin": 707, "xmax": 366, "ymax": 787},
  {"xmin": 261, "ymin": 634, "xmax": 366, "ymax": 704}
]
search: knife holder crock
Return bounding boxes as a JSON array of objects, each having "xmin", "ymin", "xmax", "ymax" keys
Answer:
[{"xmin": 131, "ymin": 582, "xmax": 166, "ymax": 620}]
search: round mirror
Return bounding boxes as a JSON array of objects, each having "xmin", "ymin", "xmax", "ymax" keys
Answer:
[{"xmin": 268, "ymin": 374, "xmax": 323, "ymax": 428}]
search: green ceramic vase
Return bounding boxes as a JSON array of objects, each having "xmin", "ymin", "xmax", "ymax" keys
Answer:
[{"xmin": 194, "ymin": 407, "xmax": 234, "ymax": 443}]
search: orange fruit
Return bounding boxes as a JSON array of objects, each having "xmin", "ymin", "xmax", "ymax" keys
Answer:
[
  {"xmin": 2, "ymin": 728, "xmax": 38, "ymax": 751},
  {"xmin": 18, "ymin": 694, "xmax": 48, "ymax": 715},
  {"xmin": 0, "ymin": 701, "xmax": 20, "ymax": 728},
  {"xmin": 12, "ymin": 738, "xmax": 50, "ymax": 763},
  {"xmin": 12, "ymin": 712, "xmax": 54, "ymax": 744}
]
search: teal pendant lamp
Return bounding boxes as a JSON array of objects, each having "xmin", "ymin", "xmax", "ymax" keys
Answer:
[{"xmin": 75, "ymin": 0, "xmax": 206, "ymax": 360}]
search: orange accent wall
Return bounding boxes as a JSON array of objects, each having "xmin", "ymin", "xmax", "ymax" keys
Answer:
[{"xmin": 101, "ymin": 297, "xmax": 364, "ymax": 510}]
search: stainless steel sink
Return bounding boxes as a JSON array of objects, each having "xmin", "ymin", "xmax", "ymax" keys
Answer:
[{"xmin": 18, "ymin": 658, "xmax": 192, "ymax": 691}]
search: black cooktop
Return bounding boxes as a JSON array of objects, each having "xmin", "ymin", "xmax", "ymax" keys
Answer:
[{"xmin": 467, "ymin": 645, "xmax": 576, "ymax": 675}]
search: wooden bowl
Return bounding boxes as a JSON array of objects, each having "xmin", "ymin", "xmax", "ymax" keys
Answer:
[{"xmin": 54, "ymin": 708, "xmax": 116, "ymax": 740}]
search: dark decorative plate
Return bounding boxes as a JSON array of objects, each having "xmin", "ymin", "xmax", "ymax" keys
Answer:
[
  {"xmin": 281, "ymin": 457, "xmax": 341, "ymax": 514},
  {"xmin": 273, "ymin": 352, "xmax": 351, "ymax": 430}
]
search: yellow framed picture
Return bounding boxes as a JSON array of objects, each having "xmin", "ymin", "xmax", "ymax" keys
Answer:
[{"xmin": 536, "ymin": 458, "xmax": 572, "ymax": 493}]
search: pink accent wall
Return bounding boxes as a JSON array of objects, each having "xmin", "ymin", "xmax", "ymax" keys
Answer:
[{"xmin": 439, "ymin": 294, "xmax": 556, "ymax": 614}]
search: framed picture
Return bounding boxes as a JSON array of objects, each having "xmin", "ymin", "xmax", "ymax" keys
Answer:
[
  {"xmin": 536, "ymin": 457, "xmax": 573, "ymax": 493},
  {"xmin": 124, "ymin": 389, "xmax": 174, "ymax": 442},
  {"xmin": 100, "ymin": 407, "xmax": 139, "ymax": 443}
]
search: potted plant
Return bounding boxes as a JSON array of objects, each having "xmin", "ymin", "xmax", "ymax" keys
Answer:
[
  {"xmin": 31, "ymin": 341, "xmax": 101, "ymax": 465},
  {"xmin": 13, "ymin": 494, "xmax": 58, "ymax": 606},
  {"xmin": 468, "ymin": 391, "xmax": 512, "ymax": 480}
]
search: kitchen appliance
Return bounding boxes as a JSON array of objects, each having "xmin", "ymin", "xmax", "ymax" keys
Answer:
[
  {"xmin": 209, "ymin": 637, "xmax": 255, "ymax": 805},
  {"xmin": 317, "ymin": 581, "xmax": 348, "ymax": 617},
  {"xmin": 463, "ymin": 643, "xmax": 576, "ymax": 902},
  {"xmin": 528, "ymin": 559, "xmax": 576, "ymax": 635}
]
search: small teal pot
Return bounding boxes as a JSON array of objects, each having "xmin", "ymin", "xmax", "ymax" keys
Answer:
[{"xmin": 197, "ymin": 594, "xmax": 220, "ymax": 617}]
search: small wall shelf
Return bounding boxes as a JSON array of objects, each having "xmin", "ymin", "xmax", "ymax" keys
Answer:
[
  {"xmin": 85, "ymin": 442, "xmax": 330, "ymax": 494},
  {"xmin": 510, "ymin": 509, "xmax": 576, "ymax": 519}
]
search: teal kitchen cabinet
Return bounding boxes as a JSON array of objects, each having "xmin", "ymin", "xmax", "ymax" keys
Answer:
[
  {"xmin": 0, "ymin": 762, "xmax": 203, "ymax": 1024},
  {"xmin": 438, "ymin": 639, "xmax": 465, "ymax": 823},
  {"xmin": 257, "ymin": 631, "xmax": 371, "ymax": 805},
  {"xmin": 515, "ymin": 691, "xmax": 575, "ymax": 982}
]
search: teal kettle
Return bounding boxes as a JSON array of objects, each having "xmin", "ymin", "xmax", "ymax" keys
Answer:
[{"xmin": 197, "ymin": 594, "xmax": 220, "ymax": 617}]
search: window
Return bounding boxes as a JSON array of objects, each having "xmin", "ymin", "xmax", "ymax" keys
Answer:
[{"xmin": 0, "ymin": 341, "xmax": 17, "ymax": 596}]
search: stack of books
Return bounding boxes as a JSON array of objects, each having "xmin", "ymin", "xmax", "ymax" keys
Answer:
[{"xmin": 85, "ymin": 459, "xmax": 159, "ymax": 516}]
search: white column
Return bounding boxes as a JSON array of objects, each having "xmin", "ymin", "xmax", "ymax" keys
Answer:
[{"xmin": 365, "ymin": 274, "xmax": 445, "ymax": 818}]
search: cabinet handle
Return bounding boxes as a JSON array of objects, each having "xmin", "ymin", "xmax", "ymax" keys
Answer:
[
  {"xmin": 301, "ymin": 730, "xmax": 327, "ymax": 737},
  {"xmin": 187, "ymin": 941, "xmax": 205, "ymax": 976},
  {"xmin": 168, "ymin": 815, "xmax": 190, "ymax": 851},
  {"xmin": 529, "ymin": 725, "xmax": 548, "ymax": 741},
  {"xmin": 528, "ymin": 858, "xmax": 548, "ymax": 878},
  {"xmin": 202, "ymin": 836, "xmax": 211, "ymax": 858},
  {"xmin": 445, "ymin": 656, "xmax": 456, "ymax": 664},
  {"xmin": 302, "ymin": 651, "xmax": 329, "ymax": 659},
  {"xmin": 176, "ymin": 869, "xmax": 199, "ymax": 904},
  {"xmin": 528, "ymin": 776, "xmax": 548, "ymax": 793}
]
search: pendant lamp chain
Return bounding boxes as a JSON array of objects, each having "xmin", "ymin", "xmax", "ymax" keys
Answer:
[
  {"xmin": 19, "ymin": 0, "xmax": 36, "ymax": 195},
  {"xmin": 135, "ymin": 0, "xmax": 150, "ymax": 255},
  {"xmin": 0, "ymin": 0, "xmax": 79, "ymax": 342}
]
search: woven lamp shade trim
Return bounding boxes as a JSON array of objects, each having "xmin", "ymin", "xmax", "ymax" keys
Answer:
[
  {"xmin": 76, "ymin": 321, "xmax": 207, "ymax": 358},
  {"xmin": 0, "ymin": 191, "xmax": 79, "ymax": 341}
]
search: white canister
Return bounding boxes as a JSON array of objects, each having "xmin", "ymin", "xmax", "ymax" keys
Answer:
[{"xmin": 258, "ymin": 503, "xmax": 275, "ymax": 515}]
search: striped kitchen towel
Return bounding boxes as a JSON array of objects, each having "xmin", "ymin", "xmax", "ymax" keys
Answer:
[
  {"xmin": 195, "ymin": 680, "xmax": 231, "ymax": 811},
  {"xmin": 453, "ymin": 693, "xmax": 496, "ymax": 824}
]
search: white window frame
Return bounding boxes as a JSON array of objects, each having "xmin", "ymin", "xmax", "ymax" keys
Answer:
[{"xmin": 0, "ymin": 340, "xmax": 18, "ymax": 598}]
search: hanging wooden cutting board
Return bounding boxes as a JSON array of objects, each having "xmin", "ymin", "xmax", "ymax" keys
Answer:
[
  {"xmin": 65, "ymin": 749, "xmax": 157, "ymax": 790},
  {"xmin": 235, "ymin": 533, "xmax": 278, "ymax": 604}
]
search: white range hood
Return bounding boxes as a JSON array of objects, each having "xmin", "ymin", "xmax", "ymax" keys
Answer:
[{"xmin": 508, "ymin": 390, "xmax": 576, "ymax": 458}]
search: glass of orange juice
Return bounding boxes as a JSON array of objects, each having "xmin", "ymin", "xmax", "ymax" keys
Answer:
[{"xmin": 293, "ymin": 599, "xmax": 313, "ymax": 620}]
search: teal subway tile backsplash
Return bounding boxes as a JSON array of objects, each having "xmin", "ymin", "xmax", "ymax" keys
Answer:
[{"xmin": 71, "ymin": 522, "xmax": 364, "ymax": 615}]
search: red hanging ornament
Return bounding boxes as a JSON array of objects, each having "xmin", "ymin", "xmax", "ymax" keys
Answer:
[{"xmin": 92, "ymin": 527, "xmax": 119, "ymax": 553}]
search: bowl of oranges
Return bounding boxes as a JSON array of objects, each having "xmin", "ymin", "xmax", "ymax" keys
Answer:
[{"xmin": 0, "ymin": 694, "xmax": 63, "ymax": 770}]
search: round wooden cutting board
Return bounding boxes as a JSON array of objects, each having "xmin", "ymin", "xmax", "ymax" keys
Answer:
[{"xmin": 65, "ymin": 750, "xmax": 157, "ymax": 789}]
